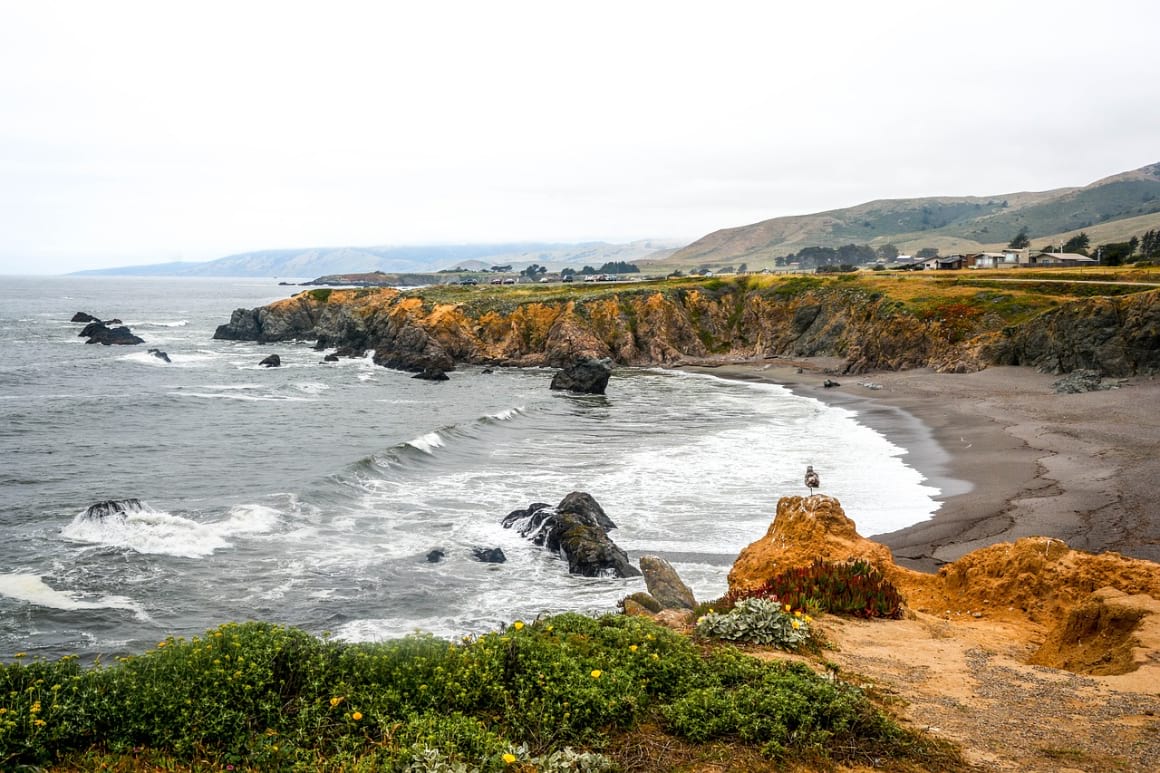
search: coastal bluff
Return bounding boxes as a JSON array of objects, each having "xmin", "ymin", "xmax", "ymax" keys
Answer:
[
  {"xmin": 212, "ymin": 282, "xmax": 1160, "ymax": 376},
  {"xmin": 714, "ymin": 494, "xmax": 1160, "ymax": 770}
]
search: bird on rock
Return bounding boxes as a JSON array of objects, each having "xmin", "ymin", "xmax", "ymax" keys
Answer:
[{"xmin": 805, "ymin": 465, "xmax": 820, "ymax": 493}]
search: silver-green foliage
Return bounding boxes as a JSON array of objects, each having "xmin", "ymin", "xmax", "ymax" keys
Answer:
[{"xmin": 696, "ymin": 598, "xmax": 811, "ymax": 649}]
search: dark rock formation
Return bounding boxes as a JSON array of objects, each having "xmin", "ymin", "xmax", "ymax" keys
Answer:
[
  {"xmin": 72, "ymin": 311, "xmax": 100, "ymax": 323},
  {"xmin": 1053, "ymin": 370, "xmax": 1121, "ymax": 394},
  {"xmin": 639, "ymin": 555, "xmax": 697, "ymax": 610},
  {"xmin": 549, "ymin": 358, "xmax": 612, "ymax": 394},
  {"xmin": 259, "ymin": 354, "xmax": 281, "ymax": 368},
  {"xmin": 987, "ymin": 289, "xmax": 1160, "ymax": 376},
  {"xmin": 471, "ymin": 547, "xmax": 507, "ymax": 563},
  {"xmin": 823, "ymin": 378, "xmax": 841, "ymax": 388},
  {"xmin": 412, "ymin": 367, "xmax": 450, "ymax": 381},
  {"xmin": 501, "ymin": 492, "xmax": 639, "ymax": 578},
  {"xmin": 426, "ymin": 549, "xmax": 446, "ymax": 563},
  {"xmin": 322, "ymin": 353, "xmax": 340, "ymax": 362},
  {"xmin": 84, "ymin": 499, "xmax": 145, "ymax": 519},
  {"xmin": 148, "ymin": 348, "xmax": 171, "ymax": 363},
  {"xmin": 79, "ymin": 322, "xmax": 145, "ymax": 346}
]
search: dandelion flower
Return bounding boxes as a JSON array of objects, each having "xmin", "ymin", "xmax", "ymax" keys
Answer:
[
  {"xmin": 629, "ymin": 644, "xmax": 638, "ymax": 652},
  {"xmin": 351, "ymin": 711, "xmax": 363, "ymax": 721},
  {"xmin": 513, "ymin": 621, "xmax": 524, "ymax": 630},
  {"xmin": 502, "ymin": 752, "xmax": 518, "ymax": 764},
  {"xmin": 590, "ymin": 669, "xmax": 602, "ymax": 678}
]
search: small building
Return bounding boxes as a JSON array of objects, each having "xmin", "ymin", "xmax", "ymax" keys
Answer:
[
  {"xmin": 1034, "ymin": 251, "xmax": 1098, "ymax": 267},
  {"xmin": 974, "ymin": 251, "xmax": 1021, "ymax": 269},
  {"xmin": 919, "ymin": 255, "xmax": 964, "ymax": 270}
]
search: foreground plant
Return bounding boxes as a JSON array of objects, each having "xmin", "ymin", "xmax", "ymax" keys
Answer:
[
  {"xmin": 695, "ymin": 598, "xmax": 812, "ymax": 649},
  {"xmin": 1, "ymin": 614, "xmax": 958, "ymax": 771}
]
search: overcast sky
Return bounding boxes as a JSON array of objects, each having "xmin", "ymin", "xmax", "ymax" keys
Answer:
[{"xmin": 2, "ymin": 1, "xmax": 1158, "ymax": 274}]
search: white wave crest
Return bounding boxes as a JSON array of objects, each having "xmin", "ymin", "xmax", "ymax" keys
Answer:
[
  {"xmin": 61, "ymin": 502, "xmax": 280, "ymax": 558},
  {"xmin": 0, "ymin": 573, "xmax": 149, "ymax": 620},
  {"xmin": 407, "ymin": 432, "xmax": 445, "ymax": 454},
  {"xmin": 489, "ymin": 407, "xmax": 523, "ymax": 421}
]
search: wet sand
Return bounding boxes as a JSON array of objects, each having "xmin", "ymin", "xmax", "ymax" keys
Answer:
[{"xmin": 678, "ymin": 357, "xmax": 1160, "ymax": 571}]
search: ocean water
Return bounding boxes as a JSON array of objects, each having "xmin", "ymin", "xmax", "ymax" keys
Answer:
[{"xmin": 0, "ymin": 276, "xmax": 940, "ymax": 659}]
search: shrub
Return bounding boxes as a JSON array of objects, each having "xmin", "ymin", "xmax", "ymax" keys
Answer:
[
  {"xmin": 731, "ymin": 559, "xmax": 904, "ymax": 619},
  {"xmin": 695, "ymin": 598, "xmax": 812, "ymax": 649},
  {"xmin": 2, "ymin": 613, "xmax": 945, "ymax": 770}
]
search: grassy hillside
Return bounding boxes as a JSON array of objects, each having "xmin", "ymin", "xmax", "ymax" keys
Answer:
[{"xmin": 658, "ymin": 162, "xmax": 1160, "ymax": 271}]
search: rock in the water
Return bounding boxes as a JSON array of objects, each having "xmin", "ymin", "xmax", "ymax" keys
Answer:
[
  {"xmin": 412, "ymin": 367, "xmax": 449, "ymax": 381},
  {"xmin": 823, "ymin": 378, "xmax": 841, "ymax": 388},
  {"xmin": 80, "ymin": 323, "xmax": 145, "ymax": 346},
  {"xmin": 259, "ymin": 354, "xmax": 281, "ymax": 368},
  {"xmin": 639, "ymin": 555, "xmax": 697, "ymax": 610},
  {"xmin": 426, "ymin": 549, "xmax": 446, "ymax": 563},
  {"xmin": 322, "ymin": 353, "xmax": 340, "ymax": 362},
  {"xmin": 84, "ymin": 499, "xmax": 145, "ymax": 519},
  {"xmin": 549, "ymin": 358, "xmax": 612, "ymax": 394},
  {"xmin": 72, "ymin": 311, "xmax": 101, "ymax": 323},
  {"xmin": 501, "ymin": 491, "xmax": 639, "ymax": 578},
  {"xmin": 148, "ymin": 348, "xmax": 171, "ymax": 363},
  {"xmin": 471, "ymin": 547, "xmax": 507, "ymax": 563}
]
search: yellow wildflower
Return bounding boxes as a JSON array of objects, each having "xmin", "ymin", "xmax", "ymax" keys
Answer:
[
  {"xmin": 791, "ymin": 619, "xmax": 801, "ymax": 629},
  {"xmin": 513, "ymin": 621, "xmax": 524, "ymax": 630},
  {"xmin": 502, "ymin": 753, "xmax": 518, "ymax": 764},
  {"xmin": 590, "ymin": 669, "xmax": 602, "ymax": 678},
  {"xmin": 650, "ymin": 653, "xmax": 659, "ymax": 660},
  {"xmin": 351, "ymin": 711, "xmax": 363, "ymax": 721},
  {"xmin": 784, "ymin": 604, "xmax": 791, "ymax": 612},
  {"xmin": 629, "ymin": 644, "xmax": 638, "ymax": 652},
  {"xmin": 794, "ymin": 610, "xmax": 802, "ymax": 617},
  {"xmin": 330, "ymin": 696, "xmax": 344, "ymax": 708}
]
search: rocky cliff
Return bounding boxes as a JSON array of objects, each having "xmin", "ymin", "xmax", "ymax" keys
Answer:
[{"xmin": 213, "ymin": 281, "xmax": 1160, "ymax": 376}]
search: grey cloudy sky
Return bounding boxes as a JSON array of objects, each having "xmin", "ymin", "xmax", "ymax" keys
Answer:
[{"xmin": 2, "ymin": 0, "xmax": 1158, "ymax": 274}]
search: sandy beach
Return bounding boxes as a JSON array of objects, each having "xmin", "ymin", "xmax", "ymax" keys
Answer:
[{"xmin": 680, "ymin": 358, "xmax": 1160, "ymax": 571}]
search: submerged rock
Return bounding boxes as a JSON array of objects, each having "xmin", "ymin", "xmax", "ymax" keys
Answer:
[
  {"xmin": 259, "ymin": 354, "xmax": 281, "ymax": 368},
  {"xmin": 84, "ymin": 499, "xmax": 146, "ymax": 519},
  {"xmin": 412, "ymin": 367, "xmax": 450, "ymax": 381},
  {"xmin": 71, "ymin": 311, "xmax": 101, "ymax": 323},
  {"xmin": 148, "ymin": 348, "xmax": 171, "ymax": 363},
  {"xmin": 471, "ymin": 547, "xmax": 507, "ymax": 563}
]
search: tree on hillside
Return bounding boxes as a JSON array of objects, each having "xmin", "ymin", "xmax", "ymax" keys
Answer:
[
  {"xmin": 490, "ymin": 264, "xmax": 512, "ymax": 273},
  {"xmin": 1139, "ymin": 229, "xmax": 1160, "ymax": 259},
  {"xmin": 520, "ymin": 264, "xmax": 548, "ymax": 278},
  {"xmin": 876, "ymin": 243, "xmax": 900, "ymax": 261},
  {"xmin": 915, "ymin": 247, "xmax": 939, "ymax": 259},
  {"xmin": 1062, "ymin": 232, "xmax": 1090, "ymax": 254},
  {"xmin": 1008, "ymin": 228, "xmax": 1030, "ymax": 249},
  {"xmin": 1097, "ymin": 237, "xmax": 1138, "ymax": 266}
]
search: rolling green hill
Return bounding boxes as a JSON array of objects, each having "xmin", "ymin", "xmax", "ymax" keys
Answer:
[{"xmin": 659, "ymin": 162, "xmax": 1160, "ymax": 269}]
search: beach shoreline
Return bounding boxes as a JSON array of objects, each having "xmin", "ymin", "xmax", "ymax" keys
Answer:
[{"xmin": 677, "ymin": 357, "xmax": 1160, "ymax": 571}]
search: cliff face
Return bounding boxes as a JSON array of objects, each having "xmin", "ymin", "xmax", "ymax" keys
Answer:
[
  {"xmin": 213, "ymin": 283, "xmax": 1160, "ymax": 376},
  {"xmin": 986, "ymin": 288, "xmax": 1160, "ymax": 375}
]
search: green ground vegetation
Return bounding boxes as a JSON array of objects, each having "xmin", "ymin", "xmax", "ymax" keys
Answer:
[{"xmin": 1, "ymin": 614, "xmax": 962, "ymax": 772}]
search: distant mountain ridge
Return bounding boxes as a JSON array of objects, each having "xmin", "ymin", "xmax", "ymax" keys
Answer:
[
  {"xmin": 71, "ymin": 240, "xmax": 681, "ymax": 278},
  {"xmin": 664, "ymin": 161, "xmax": 1160, "ymax": 268}
]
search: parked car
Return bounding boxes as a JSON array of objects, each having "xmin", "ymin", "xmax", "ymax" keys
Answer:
[
  {"xmin": 502, "ymin": 277, "xmax": 516, "ymax": 284},
  {"xmin": 490, "ymin": 278, "xmax": 504, "ymax": 285},
  {"xmin": 458, "ymin": 277, "xmax": 478, "ymax": 285},
  {"xmin": 561, "ymin": 275, "xmax": 575, "ymax": 283}
]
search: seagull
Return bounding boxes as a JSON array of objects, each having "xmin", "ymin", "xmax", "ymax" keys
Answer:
[{"xmin": 805, "ymin": 465, "xmax": 820, "ymax": 494}]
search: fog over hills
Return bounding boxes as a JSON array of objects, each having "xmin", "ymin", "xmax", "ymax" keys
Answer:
[{"xmin": 71, "ymin": 241, "xmax": 682, "ymax": 278}]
